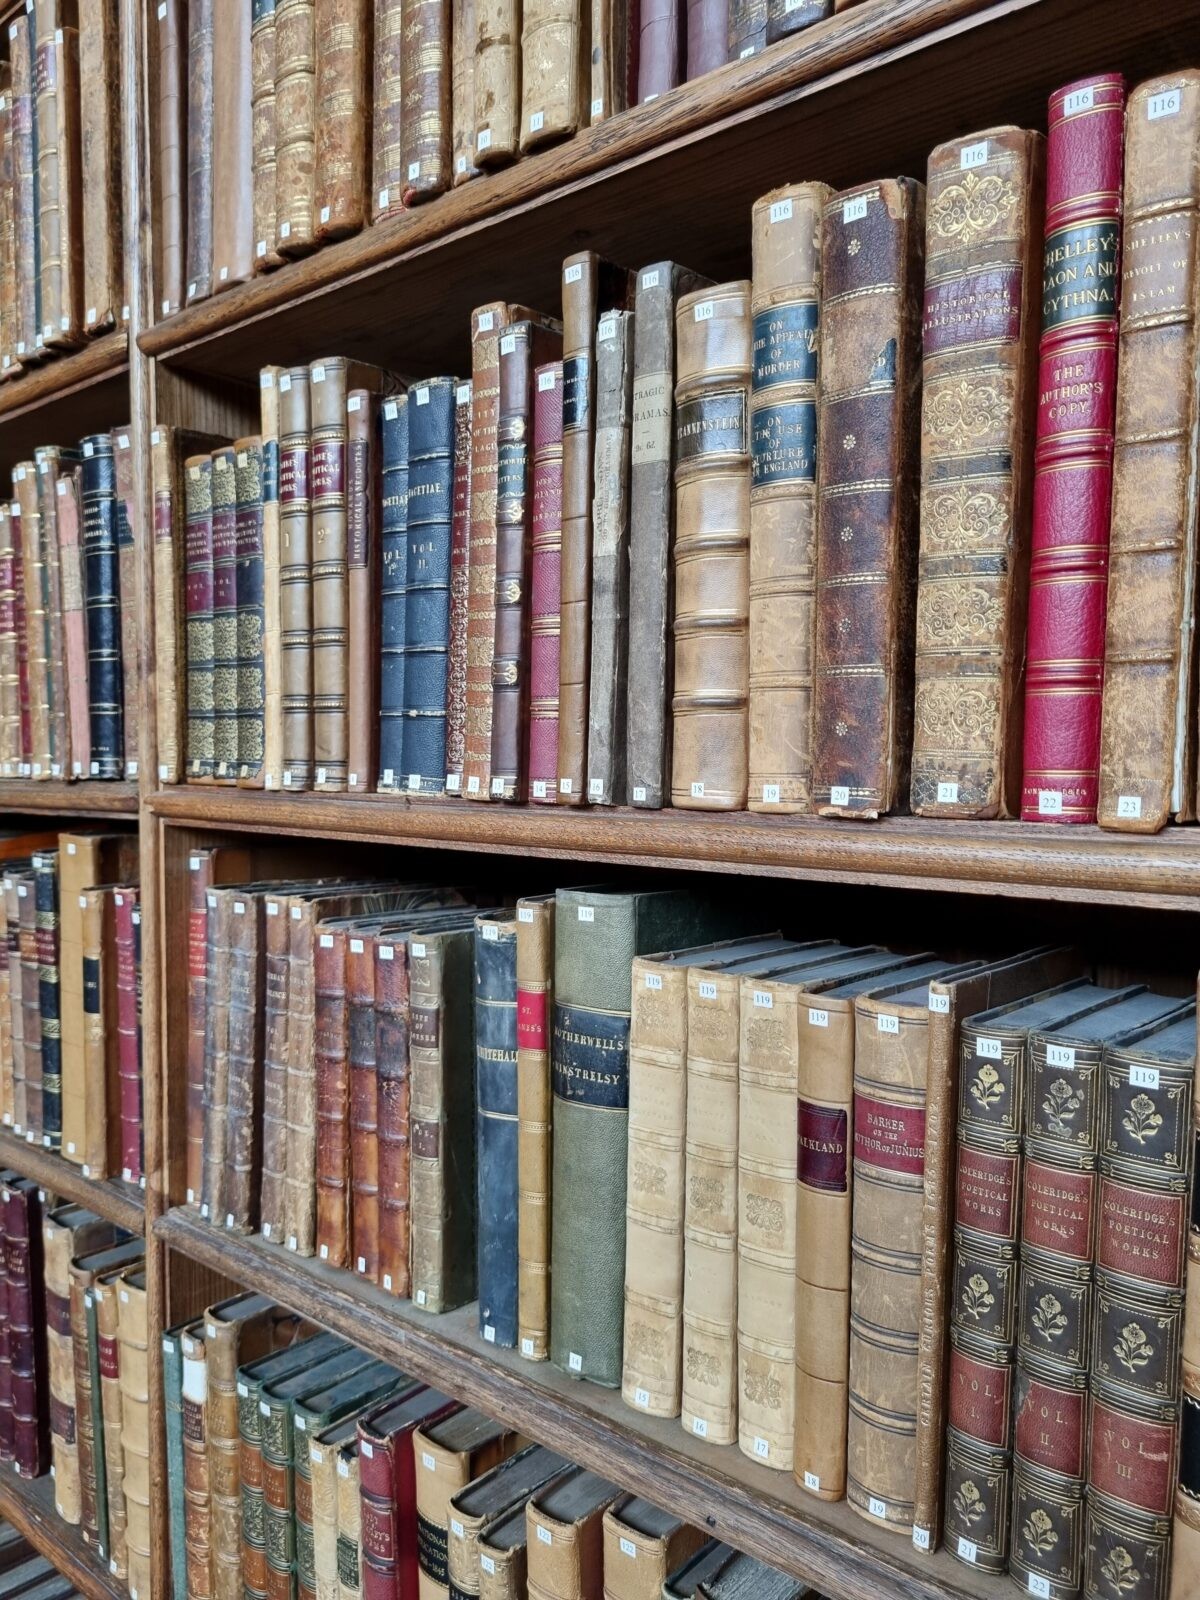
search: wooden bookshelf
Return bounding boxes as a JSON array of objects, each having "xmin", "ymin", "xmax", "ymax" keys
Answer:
[
  {"xmin": 0, "ymin": 1470, "xmax": 127, "ymax": 1600},
  {"xmin": 0, "ymin": 1129, "xmax": 144, "ymax": 1234},
  {"xmin": 0, "ymin": 332, "xmax": 130, "ymax": 480},
  {"xmin": 158, "ymin": 1208, "xmax": 995, "ymax": 1600},
  {"xmin": 0, "ymin": 780, "xmax": 139, "ymax": 820}
]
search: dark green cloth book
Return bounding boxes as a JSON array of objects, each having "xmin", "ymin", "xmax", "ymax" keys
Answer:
[{"xmin": 161, "ymin": 1321, "xmax": 188, "ymax": 1600}]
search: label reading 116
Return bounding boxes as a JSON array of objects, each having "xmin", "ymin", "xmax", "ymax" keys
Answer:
[
  {"xmin": 843, "ymin": 194, "xmax": 868, "ymax": 224},
  {"xmin": 693, "ymin": 300, "xmax": 715, "ymax": 322},
  {"xmin": 768, "ymin": 198, "xmax": 792, "ymax": 224},
  {"xmin": 960, "ymin": 140, "xmax": 988, "ymax": 169},
  {"xmin": 1149, "ymin": 89, "xmax": 1181, "ymax": 120}
]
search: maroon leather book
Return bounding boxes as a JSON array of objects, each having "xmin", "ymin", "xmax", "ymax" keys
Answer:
[
  {"xmin": 9, "ymin": 504, "xmax": 29, "ymax": 763},
  {"xmin": 527, "ymin": 362, "xmax": 563, "ymax": 802},
  {"xmin": 358, "ymin": 1387, "xmax": 455, "ymax": 1600},
  {"xmin": 445, "ymin": 383, "xmax": 472, "ymax": 794},
  {"xmin": 114, "ymin": 887, "xmax": 142, "ymax": 1184},
  {"xmin": 4, "ymin": 1178, "xmax": 46, "ymax": 1478},
  {"xmin": 315, "ymin": 924, "xmax": 352, "ymax": 1268},
  {"xmin": 686, "ymin": 0, "xmax": 727, "ymax": 77},
  {"xmin": 348, "ymin": 932, "xmax": 381, "ymax": 1281},
  {"xmin": 1020, "ymin": 75, "xmax": 1126, "ymax": 823},
  {"xmin": 0, "ymin": 1212, "xmax": 10, "ymax": 1462},
  {"xmin": 638, "ymin": 0, "xmax": 682, "ymax": 102},
  {"xmin": 374, "ymin": 937, "xmax": 411, "ymax": 1298}
]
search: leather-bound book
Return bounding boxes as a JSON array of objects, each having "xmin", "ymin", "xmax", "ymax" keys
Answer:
[
  {"xmin": 110, "ymin": 434, "xmax": 137, "ymax": 779},
  {"xmin": 251, "ymin": 0, "xmax": 282, "ymax": 270},
  {"xmin": 528, "ymin": 362, "xmax": 563, "ymax": 802},
  {"xmin": 97, "ymin": 1263, "xmax": 138, "ymax": 1572},
  {"xmin": 494, "ymin": 326, "xmax": 562, "ymax": 801},
  {"xmin": 312, "ymin": 359, "xmax": 365, "ymax": 791},
  {"xmin": 1171, "ymin": 1005, "xmax": 1200, "ymax": 1600},
  {"xmin": 311, "ymin": 1414, "xmax": 359, "ymax": 1600},
  {"xmin": 336, "ymin": 1435, "xmax": 364, "ymax": 1600},
  {"xmin": 74, "ymin": 1237, "xmax": 142, "ymax": 1558},
  {"xmin": 358, "ymin": 1388, "xmax": 458, "ymax": 1600},
  {"xmin": 672, "ymin": 281, "xmax": 753, "ymax": 810},
  {"xmin": 79, "ymin": 436, "xmax": 123, "ymax": 779},
  {"xmin": 0, "ymin": 70, "xmax": 14, "ymax": 379},
  {"xmin": 114, "ymin": 888, "xmax": 143, "ymax": 1183},
  {"xmin": 812, "ymin": 179, "xmax": 924, "ymax": 819},
  {"xmin": 235, "ymin": 437, "xmax": 267, "ymax": 783},
  {"xmin": 415, "ymin": 1407, "xmax": 517, "ymax": 1598},
  {"xmin": 764, "ymin": 0, "xmax": 826, "ymax": 45},
  {"xmin": 17, "ymin": 875, "xmax": 42, "ymax": 1144},
  {"xmin": 33, "ymin": 9, "xmax": 83, "ymax": 348},
  {"xmin": 586, "ymin": 310, "xmax": 634, "ymax": 805},
  {"xmin": 0, "ymin": 1214, "xmax": 10, "ymax": 1461},
  {"xmin": 32, "ymin": 852, "xmax": 60, "ymax": 1149},
  {"xmin": 526, "ymin": 1467, "xmax": 621, "ymax": 1600},
  {"xmin": 748, "ymin": 184, "xmax": 830, "ymax": 814},
  {"xmin": 211, "ymin": 2, "xmax": 253, "ymax": 289},
  {"xmin": 404, "ymin": 378, "xmax": 459, "ymax": 793},
  {"xmin": 6, "ymin": 1180, "xmax": 47, "ymax": 1479},
  {"xmin": 447, "ymin": 1446, "xmax": 570, "ymax": 1600},
  {"xmin": 35, "ymin": 446, "xmax": 72, "ymax": 778},
  {"xmin": 451, "ymin": 0, "xmax": 481, "ymax": 183},
  {"xmin": 224, "ymin": 890, "xmax": 267, "ymax": 1230},
  {"xmin": 375, "ymin": 932, "xmax": 417, "ymax": 1297},
  {"xmin": 0, "ymin": 507, "xmax": 18, "ymax": 771},
  {"xmin": 55, "ymin": 470, "xmax": 91, "ymax": 778},
  {"xmin": 260, "ymin": 884, "xmax": 295, "ymax": 1237},
  {"xmin": 79, "ymin": 0, "xmax": 122, "ymax": 333},
  {"xmin": 636, "ymin": 0, "xmax": 680, "ymax": 103},
  {"xmin": 9, "ymin": 14, "xmax": 40, "ymax": 361},
  {"xmin": 281, "ymin": 366, "xmax": 315, "ymax": 789},
  {"xmin": 553, "ymin": 889, "xmax": 712, "ymax": 1388},
  {"xmin": 558, "ymin": 255, "xmax": 633, "ymax": 803},
  {"xmin": 186, "ymin": 0, "xmax": 215, "ymax": 302},
  {"xmin": 663, "ymin": 1543, "xmax": 733, "ymax": 1598},
  {"xmin": 372, "ymin": 0, "xmax": 403, "ymax": 218},
  {"xmin": 261, "ymin": 367, "xmax": 285, "ymax": 789},
  {"xmin": 157, "ymin": 0, "xmax": 187, "ymax": 313},
  {"xmin": 1021, "ymin": 76, "xmax": 1126, "ymax": 824},
  {"xmin": 944, "ymin": 982, "xmax": 1119, "ymax": 1573},
  {"xmin": 476, "ymin": 910, "xmax": 520, "ymax": 1344},
  {"xmin": 13, "ymin": 466, "xmax": 47, "ymax": 778},
  {"xmin": 445, "ymin": 381, "xmax": 473, "ymax": 792},
  {"xmin": 409, "ymin": 922, "xmax": 478, "ymax": 1314},
  {"xmin": 4, "ymin": 877, "xmax": 26, "ymax": 1137},
  {"xmin": 1010, "ymin": 989, "xmax": 1188, "ymax": 1599},
  {"xmin": 474, "ymin": 0, "xmax": 519, "ymax": 166},
  {"xmin": 42, "ymin": 1205, "xmax": 115, "ymax": 1523},
  {"xmin": 478, "ymin": 1502, "xmax": 529, "ymax": 1600},
  {"xmin": 314, "ymin": 919, "xmax": 356, "ymax": 1268},
  {"xmin": 519, "ymin": 0, "xmax": 586, "ymax": 152},
  {"xmin": 202, "ymin": 879, "xmax": 251, "ymax": 1219},
  {"xmin": 344, "ymin": 922, "xmax": 381, "ymax": 1277},
  {"xmin": 275, "ymin": 0, "xmax": 318, "ymax": 254},
  {"xmin": 910, "ymin": 129, "xmax": 1044, "ymax": 820},
  {"xmin": 163, "ymin": 1321, "xmax": 187, "ymax": 1600},
  {"xmin": 211, "ymin": 447, "xmax": 241, "ymax": 780},
  {"xmin": 315, "ymin": 0, "xmax": 371, "ymax": 241},
  {"xmin": 590, "ymin": 0, "xmax": 635, "ymax": 123},
  {"xmin": 1099, "ymin": 75, "xmax": 1200, "ymax": 833},
  {"xmin": 627, "ymin": 262, "xmax": 711, "ymax": 809},
  {"xmin": 152, "ymin": 428, "xmax": 209, "ymax": 785},
  {"xmin": 378, "ymin": 395, "xmax": 410, "ymax": 789},
  {"xmin": 185, "ymin": 452, "xmax": 218, "ymax": 779},
  {"xmin": 727, "ymin": 0, "xmax": 763, "ymax": 61},
  {"xmin": 400, "ymin": 0, "xmax": 452, "ymax": 203},
  {"xmin": 347, "ymin": 387, "xmax": 380, "ymax": 792},
  {"xmin": 695, "ymin": 1552, "xmax": 806, "ymax": 1600},
  {"xmin": 602, "ymin": 1498, "xmax": 705, "ymax": 1599},
  {"xmin": 684, "ymin": 0, "xmax": 724, "ymax": 78},
  {"xmin": 516, "ymin": 893, "xmax": 554, "ymax": 1358}
]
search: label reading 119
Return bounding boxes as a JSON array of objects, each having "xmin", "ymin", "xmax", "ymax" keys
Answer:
[
  {"xmin": 877, "ymin": 1013, "xmax": 899, "ymax": 1035},
  {"xmin": 752, "ymin": 990, "xmax": 773, "ymax": 1009},
  {"xmin": 1130, "ymin": 1065, "xmax": 1159, "ymax": 1090},
  {"xmin": 644, "ymin": 972, "xmax": 663, "ymax": 990},
  {"xmin": 977, "ymin": 1037, "xmax": 1002, "ymax": 1060},
  {"xmin": 808, "ymin": 1008, "xmax": 829, "ymax": 1028},
  {"xmin": 1046, "ymin": 1043, "xmax": 1076, "ymax": 1069},
  {"xmin": 698, "ymin": 980, "xmax": 718, "ymax": 1000}
]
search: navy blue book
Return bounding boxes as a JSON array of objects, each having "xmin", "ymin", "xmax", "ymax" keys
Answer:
[
  {"xmin": 402, "ymin": 379, "xmax": 457, "ymax": 792},
  {"xmin": 80, "ymin": 434, "xmax": 124, "ymax": 777},
  {"xmin": 474, "ymin": 910, "xmax": 519, "ymax": 1348},
  {"xmin": 377, "ymin": 396, "xmax": 409, "ymax": 787}
]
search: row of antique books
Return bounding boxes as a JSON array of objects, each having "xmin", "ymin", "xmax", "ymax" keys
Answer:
[
  {"xmin": 182, "ymin": 864, "xmax": 1200, "ymax": 1589},
  {"xmin": 0, "ymin": 1519, "xmax": 91, "ymax": 1600},
  {"xmin": 0, "ymin": 435, "xmax": 142, "ymax": 782},
  {"xmin": 157, "ymin": 0, "xmax": 860, "ymax": 315},
  {"xmin": 155, "ymin": 68, "xmax": 1200, "ymax": 833},
  {"xmin": 0, "ymin": 1182, "xmax": 148, "ymax": 1589},
  {"xmin": 0, "ymin": 832, "xmax": 144, "ymax": 1184},
  {"xmin": 0, "ymin": 0, "xmax": 125, "ymax": 378},
  {"xmin": 162, "ymin": 1297, "xmax": 816, "ymax": 1600}
]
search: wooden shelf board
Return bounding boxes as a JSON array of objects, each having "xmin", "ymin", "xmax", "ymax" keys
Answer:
[
  {"xmin": 0, "ymin": 780, "xmax": 139, "ymax": 820},
  {"xmin": 149, "ymin": 786, "xmax": 1200, "ymax": 910},
  {"xmin": 139, "ymin": 0, "xmax": 1199, "ymax": 385},
  {"xmin": 156, "ymin": 1210, "xmax": 995, "ymax": 1600},
  {"xmin": 0, "ymin": 1129, "xmax": 144, "ymax": 1234},
  {"xmin": 0, "ymin": 1467, "xmax": 127, "ymax": 1600},
  {"xmin": 0, "ymin": 333, "xmax": 130, "ymax": 481},
  {"xmin": 0, "ymin": 331, "xmax": 127, "ymax": 423}
]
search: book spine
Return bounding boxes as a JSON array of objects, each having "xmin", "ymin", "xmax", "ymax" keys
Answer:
[
  {"xmin": 464, "ymin": 302, "xmax": 514, "ymax": 798},
  {"xmin": 96, "ymin": 1276, "xmax": 127, "ymax": 1571},
  {"xmin": 17, "ymin": 876, "xmax": 42, "ymax": 1144},
  {"xmin": 55, "ymin": 471, "xmax": 90, "ymax": 777},
  {"xmin": 445, "ymin": 381, "xmax": 473, "ymax": 790},
  {"xmin": 765, "ymin": 0, "xmax": 827, "ymax": 45},
  {"xmin": 727, "ymin": 0, "xmax": 764, "ymax": 61},
  {"xmin": 404, "ymin": 379, "xmax": 456, "ymax": 792},
  {"xmin": 225, "ymin": 894, "xmax": 265, "ymax": 1230},
  {"xmin": 78, "ymin": 886, "xmax": 111, "ymax": 1177},
  {"xmin": 347, "ymin": 388, "xmax": 379, "ymax": 792},
  {"xmin": 622, "ymin": 954, "xmax": 687, "ymax": 1413},
  {"xmin": 259, "ymin": 891, "xmax": 292, "ymax": 1241},
  {"xmin": 911, "ymin": 130, "xmax": 1045, "ymax": 820},
  {"xmin": 42, "ymin": 1214, "xmax": 78, "ymax": 1519},
  {"xmin": 400, "ymin": 0, "xmax": 451, "ymax": 203},
  {"xmin": 152, "ymin": 429, "xmax": 184, "ymax": 783},
  {"xmin": 585, "ymin": 310, "xmax": 634, "ymax": 806},
  {"xmin": 200, "ymin": 887, "xmax": 232, "ymax": 1219},
  {"xmin": 314, "ymin": 0, "xmax": 370, "ymax": 241},
  {"xmin": 35, "ymin": 447, "xmax": 69, "ymax": 776},
  {"xmin": 185, "ymin": 454, "xmax": 217, "ymax": 779},
  {"xmin": 451, "ymin": 0, "xmax": 480, "ymax": 181},
  {"xmin": 262, "ymin": 1392, "xmax": 298, "ymax": 1595},
  {"xmin": 372, "ymin": 0, "xmax": 404, "ymax": 218},
  {"xmin": 1099, "ymin": 75, "xmax": 1200, "ymax": 832},
  {"xmin": 9, "ymin": 500, "xmax": 29, "ymax": 762},
  {"xmin": 527, "ymin": 362, "xmax": 563, "ymax": 803},
  {"xmin": 280, "ymin": 367, "xmax": 314, "ymax": 789},
  {"xmin": 251, "ymin": 0, "xmax": 282, "ymax": 271},
  {"xmin": 33, "ymin": 852, "xmax": 59, "ymax": 1150},
  {"xmin": 636, "ymin": 0, "xmax": 681, "ymax": 103},
  {"xmin": 476, "ymin": 914, "xmax": 520, "ymax": 1346},
  {"xmin": 1173, "ymin": 1066, "xmax": 1200, "ymax": 1600},
  {"xmin": 671, "ymin": 281, "xmax": 753, "ymax": 810},
  {"xmin": 347, "ymin": 933, "xmax": 380, "ymax": 1282},
  {"xmin": 0, "ymin": 68, "xmax": 16, "ymax": 377},
  {"xmin": 9, "ymin": 13, "xmax": 39, "ymax": 360},
  {"xmin": 1021, "ymin": 75, "xmax": 1126, "ymax": 824},
  {"xmin": 182, "ymin": 1328, "xmax": 212, "ymax": 1600},
  {"xmin": 157, "ymin": 0, "xmax": 187, "ymax": 314},
  {"xmin": 239, "ymin": 1381, "xmax": 268, "ymax": 1594},
  {"xmin": 211, "ymin": 447, "xmax": 241, "ymax": 780},
  {"xmin": 208, "ymin": 1318, "xmax": 266, "ymax": 1600},
  {"xmin": 79, "ymin": 437, "xmax": 123, "ymax": 778},
  {"xmin": 72, "ymin": 3, "xmax": 118, "ymax": 325},
  {"xmin": 3, "ymin": 876, "xmax": 23, "ymax": 1136},
  {"xmin": 185, "ymin": 0, "xmax": 215, "ymax": 302},
  {"xmin": 285, "ymin": 906, "xmax": 320, "ymax": 1255},
  {"xmin": 115, "ymin": 889, "xmax": 143, "ymax": 1184},
  {"xmin": 235, "ymin": 438, "xmax": 267, "ymax": 784},
  {"xmin": 34, "ymin": 18, "xmax": 83, "ymax": 347},
  {"xmin": 335, "ymin": 1443, "xmax": 361, "ymax": 1600},
  {"xmin": 315, "ymin": 925, "xmax": 351, "ymax": 1267},
  {"xmin": 377, "ymin": 394, "xmax": 410, "ymax": 788},
  {"xmin": 375, "ymin": 939, "xmax": 413, "ymax": 1295},
  {"xmin": 0, "ymin": 892, "xmax": 9, "ymax": 1125},
  {"xmin": 309, "ymin": 1430, "xmax": 341, "ymax": 1600},
  {"xmin": 274, "ymin": 0, "xmax": 317, "ymax": 254},
  {"xmin": 0, "ymin": 506, "xmax": 17, "ymax": 772},
  {"xmin": 210, "ymin": 0, "xmax": 253, "ymax": 288},
  {"xmin": 311, "ymin": 359, "xmax": 352, "ymax": 791},
  {"xmin": 184, "ymin": 853, "xmax": 213, "ymax": 1204},
  {"xmin": 589, "ymin": 0, "xmax": 633, "ymax": 124},
  {"xmin": 518, "ymin": 0, "xmax": 584, "ymax": 151},
  {"xmin": 5, "ymin": 1183, "xmax": 46, "ymax": 1478},
  {"xmin": 474, "ymin": 0, "xmax": 519, "ymax": 164},
  {"xmin": 517, "ymin": 899, "xmax": 553, "ymax": 1361},
  {"xmin": 357, "ymin": 1426, "xmax": 399, "ymax": 1600},
  {"xmin": 15, "ymin": 466, "xmax": 48, "ymax": 776},
  {"xmin": 261, "ymin": 367, "xmax": 285, "ymax": 789},
  {"xmin": 685, "ymin": 0, "xmax": 725, "ymax": 78},
  {"xmin": 111, "ymin": 432, "xmax": 139, "ymax": 778},
  {"xmin": 70, "ymin": 1273, "xmax": 97, "ymax": 1539}
]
